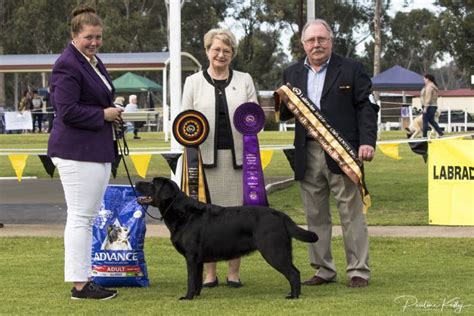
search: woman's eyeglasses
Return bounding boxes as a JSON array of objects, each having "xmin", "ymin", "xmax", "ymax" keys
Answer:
[{"xmin": 210, "ymin": 48, "xmax": 232, "ymax": 57}]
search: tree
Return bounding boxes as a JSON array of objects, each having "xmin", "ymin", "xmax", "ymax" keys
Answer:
[
  {"xmin": 383, "ymin": 9, "xmax": 445, "ymax": 74},
  {"xmin": 228, "ymin": 0, "xmax": 288, "ymax": 90},
  {"xmin": 180, "ymin": 0, "xmax": 232, "ymax": 66},
  {"xmin": 437, "ymin": 0, "xmax": 473, "ymax": 82}
]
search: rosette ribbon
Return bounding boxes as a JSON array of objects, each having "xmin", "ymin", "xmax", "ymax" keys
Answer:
[
  {"xmin": 233, "ymin": 102, "xmax": 269, "ymax": 206},
  {"xmin": 173, "ymin": 110, "xmax": 211, "ymax": 203}
]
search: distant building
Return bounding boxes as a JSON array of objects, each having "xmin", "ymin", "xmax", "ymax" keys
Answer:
[{"xmin": 410, "ymin": 89, "xmax": 474, "ymax": 113}]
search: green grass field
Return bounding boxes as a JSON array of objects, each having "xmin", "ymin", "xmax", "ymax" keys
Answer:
[
  {"xmin": 1, "ymin": 131, "xmax": 430, "ymax": 225},
  {"xmin": 1, "ymin": 132, "xmax": 473, "ymax": 314},
  {"xmin": 0, "ymin": 237, "xmax": 473, "ymax": 315}
]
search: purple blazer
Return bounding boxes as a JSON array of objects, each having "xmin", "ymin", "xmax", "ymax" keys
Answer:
[{"xmin": 48, "ymin": 43, "xmax": 117, "ymax": 163}]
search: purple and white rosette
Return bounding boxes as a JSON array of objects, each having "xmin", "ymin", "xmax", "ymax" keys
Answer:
[{"xmin": 233, "ymin": 102, "xmax": 269, "ymax": 206}]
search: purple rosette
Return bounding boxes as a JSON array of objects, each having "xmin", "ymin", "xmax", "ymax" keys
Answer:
[
  {"xmin": 233, "ymin": 102, "xmax": 265, "ymax": 135},
  {"xmin": 233, "ymin": 102, "xmax": 268, "ymax": 206}
]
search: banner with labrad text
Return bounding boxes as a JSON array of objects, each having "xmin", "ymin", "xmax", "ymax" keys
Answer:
[{"xmin": 428, "ymin": 139, "xmax": 474, "ymax": 226}]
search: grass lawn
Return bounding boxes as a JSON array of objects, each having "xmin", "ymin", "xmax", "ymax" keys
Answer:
[
  {"xmin": 0, "ymin": 237, "xmax": 473, "ymax": 315},
  {"xmin": 0, "ymin": 131, "xmax": 445, "ymax": 225}
]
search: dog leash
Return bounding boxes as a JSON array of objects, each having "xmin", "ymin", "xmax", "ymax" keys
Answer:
[{"xmin": 114, "ymin": 125, "xmax": 164, "ymax": 220}]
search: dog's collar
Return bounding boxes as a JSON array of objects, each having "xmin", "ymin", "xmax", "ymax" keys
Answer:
[{"xmin": 157, "ymin": 195, "xmax": 180, "ymax": 220}]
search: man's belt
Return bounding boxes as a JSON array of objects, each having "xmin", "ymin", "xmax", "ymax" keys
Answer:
[{"xmin": 274, "ymin": 83, "xmax": 371, "ymax": 212}]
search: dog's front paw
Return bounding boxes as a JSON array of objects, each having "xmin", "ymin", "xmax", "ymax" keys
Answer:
[
  {"xmin": 179, "ymin": 296, "xmax": 194, "ymax": 300},
  {"xmin": 285, "ymin": 294, "xmax": 299, "ymax": 299}
]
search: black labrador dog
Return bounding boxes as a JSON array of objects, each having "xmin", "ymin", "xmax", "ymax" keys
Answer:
[{"xmin": 136, "ymin": 177, "xmax": 318, "ymax": 300}]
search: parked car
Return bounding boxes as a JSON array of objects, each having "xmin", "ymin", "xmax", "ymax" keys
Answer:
[{"xmin": 438, "ymin": 110, "xmax": 473, "ymax": 123}]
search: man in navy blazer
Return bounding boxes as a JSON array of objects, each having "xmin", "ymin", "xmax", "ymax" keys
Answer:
[
  {"xmin": 48, "ymin": 43, "xmax": 117, "ymax": 162},
  {"xmin": 279, "ymin": 19, "xmax": 378, "ymax": 288}
]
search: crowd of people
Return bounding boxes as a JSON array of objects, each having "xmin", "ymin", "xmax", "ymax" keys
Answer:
[{"xmin": 43, "ymin": 3, "xmax": 405, "ymax": 300}]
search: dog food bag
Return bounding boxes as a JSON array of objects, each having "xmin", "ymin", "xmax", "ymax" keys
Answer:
[{"xmin": 91, "ymin": 185, "xmax": 149, "ymax": 287}]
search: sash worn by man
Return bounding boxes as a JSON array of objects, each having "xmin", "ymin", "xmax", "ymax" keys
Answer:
[{"xmin": 277, "ymin": 19, "xmax": 378, "ymax": 288}]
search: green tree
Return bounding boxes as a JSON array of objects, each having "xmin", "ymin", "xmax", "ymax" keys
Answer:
[
  {"xmin": 228, "ymin": 0, "xmax": 288, "ymax": 90},
  {"xmin": 98, "ymin": 0, "xmax": 168, "ymax": 53},
  {"xmin": 437, "ymin": 0, "xmax": 473, "ymax": 78},
  {"xmin": 181, "ymin": 0, "xmax": 232, "ymax": 66}
]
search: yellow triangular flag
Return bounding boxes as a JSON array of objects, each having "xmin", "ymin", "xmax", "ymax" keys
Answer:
[
  {"xmin": 260, "ymin": 150, "xmax": 273, "ymax": 170},
  {"xmin": 130, "ymin": 154, "xmax": 152, "ymax": 179},
  {"xmin": 8, "ymin": 154, "xmax": 29, "ymax": 182},
  {"xmin": 378, "ymin": 143, "xmax": 401, "ymax": 160}
]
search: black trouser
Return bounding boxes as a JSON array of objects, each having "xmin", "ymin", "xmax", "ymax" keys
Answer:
[
  {"xmin": 32, "ymin": 111, "xmax": 43, "ymax": 133},
  {"xmin": 422, "ymin": 106, "xmax": 443, "ymax": 137}
]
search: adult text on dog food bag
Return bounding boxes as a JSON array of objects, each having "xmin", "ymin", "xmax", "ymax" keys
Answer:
[{"xmin": 91, "ymin": 185, "xmax": 149, "ymax": 287}]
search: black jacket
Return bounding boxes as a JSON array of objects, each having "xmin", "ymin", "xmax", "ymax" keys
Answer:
[{"xmin": 280, "ymin": 53, "xmax": 379, "ymax": 180}]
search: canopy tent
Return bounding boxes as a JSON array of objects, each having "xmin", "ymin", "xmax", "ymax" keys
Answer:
[
  {"xmin": 112, "ymin": 72, "xmax": 162, "ymax": 93},
  {"xmin": 371, "ymin": 65, "xmax": 424, "ymax": 91}
]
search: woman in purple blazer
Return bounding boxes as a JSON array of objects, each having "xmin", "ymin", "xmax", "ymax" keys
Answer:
[{"xmin": 48, "ymin": 5, "xmax": 122, "ymax": 300}]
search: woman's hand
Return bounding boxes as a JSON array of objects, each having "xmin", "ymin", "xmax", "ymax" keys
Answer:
[{"xmin": 104, "ymin": 107, "xmax": 123, "ymax": 125}]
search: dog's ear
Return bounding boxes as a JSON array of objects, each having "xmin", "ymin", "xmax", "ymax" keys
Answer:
[{"xmin": 155, "ymin": 177, "xmax": 179, "ymax": 200}]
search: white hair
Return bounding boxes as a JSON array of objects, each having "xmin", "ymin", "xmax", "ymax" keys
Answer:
[{"xmin": 129, "ymin": 94, "xmax": 137, "ymax": 103}]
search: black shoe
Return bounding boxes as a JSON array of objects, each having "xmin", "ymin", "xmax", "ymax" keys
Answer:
[
  {"xmin": 133, "ymin": 136, "xmax": 141, "ymax": 140},
  {"xmin": 202, "ymin": 277, "xmax": 218, "ymax": 288},
  {"xmin": 226, "ymin": 278, "xmax": 243, "ymax": 288},
  {"xmin": 71, "ymin": 281, "xmax": 117, "ymax": 300}
]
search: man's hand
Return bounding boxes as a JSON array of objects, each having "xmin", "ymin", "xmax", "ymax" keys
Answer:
[{"xmin": 359, "ymin": 145, "xmax": 375, "ymax": 162}]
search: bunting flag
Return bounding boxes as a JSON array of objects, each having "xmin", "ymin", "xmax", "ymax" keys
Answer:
[
  {"xmin": 130, "ymin": 154, "xmax": 152, "ymax": 179},
  {"xmin": 275, "ymin": 83, "xmax": 371, "ymax": 212},
  {"xmin": 38, "ymin": 155, "xmax": 56, "ymax": 177},
  {"xmin": 283, "ymin": 149, "xmax": 296, "ymax": 172},
  {"xmin": 8, "ymin": 154, "xmax": 28, "ymax": 182},
  {"xmin": 377, "ymin": 143, "xmax": 401, "ymax": 160},
  {"xmin": 408, "ymin": 141, "xmax": 428, "ymax": 163},
  {"xmin": 260, "ymin": 150, "xmax": 273, "ymax": 170},
  {"xmin": 161, "ymin": 153, "xmax": 182, "ymax": 174},
  {"xmin": 111, "ymin": 155, "xmax": 122, "ymax": 178}
]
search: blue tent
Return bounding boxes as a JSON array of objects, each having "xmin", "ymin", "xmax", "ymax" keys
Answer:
[{"xmin": 371, "ymin": 65, "xmax": 424, "ymax": 91}]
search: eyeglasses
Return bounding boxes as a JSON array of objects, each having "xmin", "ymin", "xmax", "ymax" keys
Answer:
[
  {"xmin": 303, "ymin": 37, "xmax": 330, "ymax": 46},
  {"xmin": 210, "ymin": 48, "xmax": 233, "ymax": 57}
]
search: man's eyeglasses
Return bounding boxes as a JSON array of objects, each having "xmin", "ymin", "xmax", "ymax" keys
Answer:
[
  {"xmin": 210, "ymin": 48, "xmax": 233, "ymax": 57},
  {"xmin": 303, "ymin": 37, "xmax": 330, "ymax": 46}
]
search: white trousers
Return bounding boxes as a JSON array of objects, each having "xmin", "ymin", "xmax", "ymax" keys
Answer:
[{"xmin": 52, "ymin": 157, "xmax": 111, "ymax": 282}]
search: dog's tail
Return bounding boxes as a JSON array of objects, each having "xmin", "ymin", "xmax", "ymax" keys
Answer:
[{"xmin": 284, "ymin": 216, "xmax": 318, "ymax": 243}]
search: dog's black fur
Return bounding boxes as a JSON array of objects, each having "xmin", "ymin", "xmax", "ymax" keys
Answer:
[{"xmin": 135, "ymin": 177, "xmax": 318, "ymax": 300}]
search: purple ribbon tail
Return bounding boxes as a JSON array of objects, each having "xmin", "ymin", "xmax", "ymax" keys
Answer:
[{"xmin": 242, "ymin": 135, "xmax": 268, "ymax": 206}]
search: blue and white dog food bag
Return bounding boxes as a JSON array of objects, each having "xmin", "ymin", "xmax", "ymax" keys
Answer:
[{"xmin": 91, "ymin": 185, "xmax": 149, "ymax": 287}]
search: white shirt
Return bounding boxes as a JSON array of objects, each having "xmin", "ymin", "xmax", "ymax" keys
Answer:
[
  {"xmin": 124, "ymin": 103, "xmax": 138, "ymax": 112},
  {"xmin": 72, "ymin": 42, "xmax": 112, "ymax": 92}
]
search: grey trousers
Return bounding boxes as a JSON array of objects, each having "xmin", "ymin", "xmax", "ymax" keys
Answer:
[{"xmin": 299, "ymin": 141, "xmax": 370, "ymax": 280}]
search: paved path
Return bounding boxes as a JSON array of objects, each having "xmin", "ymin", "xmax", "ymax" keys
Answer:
[
  {"xmin": 1, "ymin": 178, "xmax": 473, "ymax": 238},
  {"xmin": 1, "ymin": 224, "xmax": 473, "ymax": 238}
]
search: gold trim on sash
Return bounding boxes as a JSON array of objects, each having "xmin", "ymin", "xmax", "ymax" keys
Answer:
[{"xmin": 275, "ymin": 84, "xmax": 371, "ymax": 212}]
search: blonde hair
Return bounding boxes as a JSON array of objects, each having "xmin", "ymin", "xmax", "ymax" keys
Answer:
[
  {"xmin": 203, "ymin": 28, "xmax": 238, "ymax": 58},
  {"xmin": 114, "ymin": 96, "xmax": 125, "ymax": 105},
  {"xmin": 70, "ymin": 4, "xmax": 102, "ymax": 36}
]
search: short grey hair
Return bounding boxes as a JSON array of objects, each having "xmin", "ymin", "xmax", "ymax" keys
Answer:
[
  {"xmin": 129, "ymin": 94, "xmax": 137, "ymax": 103},
  {"xmin": 301, "ymin": 19, "xmax": 334, "ymax": 43},
  {"xmin": 203, "ymin": 28, "xmax": 238, "ymax": 58}
]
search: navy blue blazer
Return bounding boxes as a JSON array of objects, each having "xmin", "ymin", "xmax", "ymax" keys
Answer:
[
  {"xmin": 280, "ymin": 53, "xmax": 379, "ymax": 180},
  {"xmin": 48, "ymin": 43, "xmax": 117, "ymax": 162}
]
